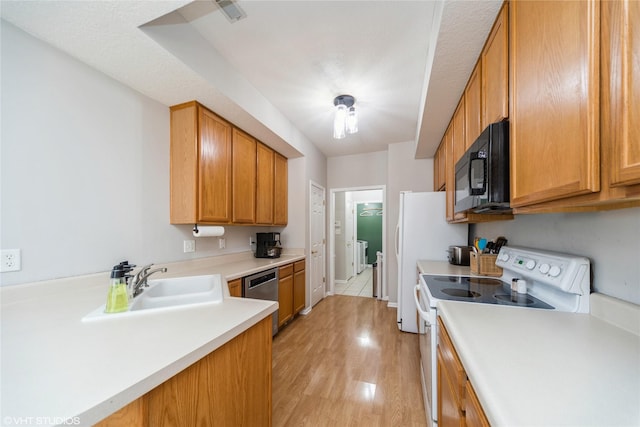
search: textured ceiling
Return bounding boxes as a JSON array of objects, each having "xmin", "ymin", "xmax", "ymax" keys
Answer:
[{"xmin": 1, "ymin": 0, "xmax": 502, "ymax": 159}]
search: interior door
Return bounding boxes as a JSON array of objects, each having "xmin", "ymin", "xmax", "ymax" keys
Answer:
[{"xmin": 310, "ymin": 183, "xmax": 326, "ymax": 307}]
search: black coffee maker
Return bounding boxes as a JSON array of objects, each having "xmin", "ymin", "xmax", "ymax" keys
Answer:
[{"xmin": 255, "ymin": 232, "xmax": 282, "ymax": 258}]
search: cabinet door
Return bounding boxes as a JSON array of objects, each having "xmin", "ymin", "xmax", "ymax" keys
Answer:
[
  {"xmin": 198, "ymin": 107, "xmax": 233, "ymax": 223},
  {"xmin": 256, "ymin": 142, "xmax": 275, "ymax": 224},
  {"xmin": 482, "ymin": 2, "xmax": 509, "ymax": 128},
  {"xmin": 232, "ymin": 128, "xmax": 256, "ymax": 223},
  {"xmin": 278, "ymin": 265, "xmax": 294, "ymax": 327},
  {"xmin": 444, "ymin": 124, "xmax": 456, "ymax": 222},
  {"xmin": 464, "ymin": 61, "xmax": 483, "ymax": 150},
  {"xmin": 227, "ymin": 278, "xmax": 242, "ymax": 297},
  {"xmin": 434, "ymin": 140, "xmax": 447, "ymax": 192},
  {"xmin": 604, "ymin": 0, "xmax": 640, "ymax": 187},
  {"xmin": 437, "ymin": 348, "xmax": 464, "ymax": 427},
  {"xmin": 293, "ymin": 261, "xmax": 306, "ymax": 314},
  {"xmin": 465, "ymin": 380, "xmax": 490, "ymax": 427},
  {"xmin": 452, "ymin": 98, "xmax": 466, "ymax": 165},
  {"xmin": 510, "ymin": 0, "xmax": 600, "ymax": 207},
  {"xmin": 274, "ymin": 153, "xmax": 288, "ymax": 225}
]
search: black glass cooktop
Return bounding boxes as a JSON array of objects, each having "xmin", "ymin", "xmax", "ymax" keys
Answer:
[{"xmin": 421, "ymin": 274, "xmax": 554, "ymax": 310}]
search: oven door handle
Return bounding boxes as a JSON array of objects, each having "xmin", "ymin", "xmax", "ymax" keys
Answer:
[{"xmin": 414, "ymin": 285, "xmax": 431, "ymax": 327}]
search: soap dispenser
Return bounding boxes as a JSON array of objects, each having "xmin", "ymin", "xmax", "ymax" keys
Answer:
[{"xmin": 105, "ymin": 262, "xmax": 134, "ymax": 313}]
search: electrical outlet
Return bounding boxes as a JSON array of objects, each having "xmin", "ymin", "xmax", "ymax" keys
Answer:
[
  {"xmin": 183, "ymin": 240, "xmax": 196, "ymax": 253},
  {"xmin": 249, "ymin": 237, "xmax": 254, "ymax": 246},
  {"xmin": 218, "ymin": 238, "xmax": 226, "ymax": 249},
  {"xmin": 1, "ymin": 249, "xmax": 21, "ymax": 272}
]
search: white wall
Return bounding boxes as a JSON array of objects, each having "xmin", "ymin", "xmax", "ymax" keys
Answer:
[
  {"xmin": 327, "ymin": 151, "xmax": 387, "ymax": 189},
  {"xmin": 0, "ymin": 22, "xmax": 314, "ymax": 286},
  {"xmin": 473, "ymin": 207, "xmax": 640, "ymax": 305}
]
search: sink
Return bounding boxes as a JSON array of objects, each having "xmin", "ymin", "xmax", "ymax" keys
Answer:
[
  {"xmin": 129, "ymin": 275, "xmax": 223, "ymax": 311},
  {"xmin": 82, "ymin": 274, "xmax": 223, "ymax": 322}
]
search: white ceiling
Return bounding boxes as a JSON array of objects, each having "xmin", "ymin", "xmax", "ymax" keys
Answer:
[{"xmin": 0, "ymin": 0, "xmax": 502, "ymax": 159}]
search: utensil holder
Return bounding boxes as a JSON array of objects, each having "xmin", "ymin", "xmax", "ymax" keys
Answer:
[{"xmin": 470, "ymin": 252, "xmax": 503, "ymax": 277}]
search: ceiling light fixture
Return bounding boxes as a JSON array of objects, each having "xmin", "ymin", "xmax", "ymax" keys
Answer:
[
  {"xmin": 333, "ymin": 95, "xmax": 358, "ymax": 139},
  {"xmin": 215, "ymin": 0, "xmax": 247, "ymax": 23}
]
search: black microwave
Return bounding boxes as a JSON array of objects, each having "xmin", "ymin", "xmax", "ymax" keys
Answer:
[{"xmin": 454, "ymin": 121, "xmax": 510, "ymax": 213}]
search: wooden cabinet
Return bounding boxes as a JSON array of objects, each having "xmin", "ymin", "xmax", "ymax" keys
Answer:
[
  {"xmin": 256, "ymin": 142, "xmax": 275, "ymax": 225},
  {"xmin": 444, "ymin": 124, "xmax": 456, "ymax": 222},
  {"xmin": 278, "ymin": 260, "xmax": 305, "ymax": 327},
  {"xmin": 232, "ymin": 128, "xmax": 257, "ymax": 224},
  {"xmin": 96, "ymin": 317, "xmax": 272, "ymax": 427},
  {"xmin": 170, "ymin": 101, "xmax": 232, "ymax": 224},
  {"xmin": 278, "ymin": 264, "xmax": 294, "ymax": 327},
  {"xmin": 452, "ymin": 98, "xmax": 466, "ymax": 166},
  {"xmin": 170, "ymin": 100, "xmax": 289, "ymax": 226},
  {"xmin": 509, "ymin": 0, "xmax": 600, "ymax": 207},
  {"xmin": 227, "ymin": 278, "xmax": 242, "ymax": 297},
  {"xmin": 465, "ymin": 380, "xmax": 490, "ymax": 427},
  {"xmin": 509, "ymin": 0, "xmax": 640, "ymax": 213},
  {"xmin": 437, "ymin": 317, "xmax": 489, "ymax": 427},
  {"xmin": 293, "ymin": 260, "xmax": 306, "ymax": 315},
  {"xmin": 464, "ymin": 60, "xmax": 483, "ymax": 150},
  {"xmin": 482, "ymin": 2, "xmax": 509, "ymax": 128},
  {"xmin": 274, "ymin": 152, "xmax": 288, "ymax": 225},
  {"xmin": 434, "ymin": 138, "xmax": 447, "ymax": 192},
  {"xmin": 606, "ymin": 0, "xmax": 640, "ymax": 187}
]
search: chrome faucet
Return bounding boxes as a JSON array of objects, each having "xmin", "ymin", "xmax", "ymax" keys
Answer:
[{"xmin": 130, "ymin": 264, "xmax": 167, "ymax": 297}]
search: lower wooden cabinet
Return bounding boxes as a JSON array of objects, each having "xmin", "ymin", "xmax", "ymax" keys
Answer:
[
  {"xmin": 95, "ymin": 316, "xmax": 272, "ymax": 427},
  {"xmin": 278, "ymin": 264, "xmax": 294, "ymax": 327},
  {"xmin": 278, "ymin": 260, "xmax": 306, "ymax": 328},
  {"xmin": 438, "ymin": 317, "xmax": 490, "ymax": 426},
  {"xmin": 227, "ymin": 278, "xmax": 242, "ymax": 297},
  {"xmin": 293, "ymin": 260, "xmax": 306, "ymax": 314}
]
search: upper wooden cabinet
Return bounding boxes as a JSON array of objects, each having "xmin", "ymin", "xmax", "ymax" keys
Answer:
[
  {"xmin": 510, "ymin": 0, "xmax": 640, "ymax": 212},
  {"xmin": 452, "ymin": 98, "xmax": 466, "ymax": 166},
  {"xmin": 274, "ymin": 152, "xmax": 288, "ymax": 225},
  {"xmin": 170, "ymin": 102, "xmax": 232, "ymax": 224},
  {"xmin": 482, "ymin": 2, "xmax": 509, "ymax": 128},
  {"xmin": 232, "ymin": 128, "xmax": 257, "ymax": 224},
  {"xmin": 509, "ymin": 0, "xmax": 600, "ymax": 207},
  {"xmin": 464, "ymin": 61, "xmax": 483, "ymax": 150},
  {"xmin": 170, "ymin": 101, "xmax": 289, "ymax": 225},
  {"xmin": 433, "ymin": 139, "xmax": 446, "ymax": 192},
  {"xmin": 604, "ymin": 0, "xmax": 640, "ymax": 188},
  {"xmin": 256, "ymin": 142, "xmax": 275, "ymax": 225}
]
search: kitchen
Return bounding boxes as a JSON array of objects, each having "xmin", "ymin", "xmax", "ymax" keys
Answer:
[{"xmin": 2, "ymin": 1, "xmax": 639, "ymax": 426}]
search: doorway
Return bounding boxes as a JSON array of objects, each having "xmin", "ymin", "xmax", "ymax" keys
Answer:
[{"xmin": 329, "ymin": 186, "xmax": 386, "ymax": 299}]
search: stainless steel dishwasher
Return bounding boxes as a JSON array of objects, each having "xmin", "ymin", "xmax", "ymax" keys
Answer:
[{"xmin": 243, "ymin": 267, "xmax": 279, "ymax": 336}]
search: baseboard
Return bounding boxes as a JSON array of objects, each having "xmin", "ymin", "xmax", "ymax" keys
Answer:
[{"xmin": 387, "ymin": 301, "xmax": 398, "ymax": 308}]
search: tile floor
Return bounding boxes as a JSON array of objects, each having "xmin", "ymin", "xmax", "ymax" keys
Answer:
[{"xmin": 334, "ymin": 266, "xmax": 374, "ymax": 298}]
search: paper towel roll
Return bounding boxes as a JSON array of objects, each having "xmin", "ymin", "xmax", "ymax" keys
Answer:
[{"xmin": 193, "ymin": 226, "xmax": 225, "ymax": 237}]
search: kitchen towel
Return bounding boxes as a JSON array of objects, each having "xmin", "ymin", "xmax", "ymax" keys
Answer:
[{"xmin": 193, "ymin": 226, "xmax": 225, "ymax": 238}]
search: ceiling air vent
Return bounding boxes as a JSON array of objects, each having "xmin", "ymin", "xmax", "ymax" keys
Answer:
[{"xmin": 215, "ymin": 0, "xmax": 247, "ymax": 23}]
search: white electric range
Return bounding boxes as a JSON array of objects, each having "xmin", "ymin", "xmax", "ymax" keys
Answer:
[{"xmin": 414, "ymin": 246, "xmax": 591, "ymax": 426}]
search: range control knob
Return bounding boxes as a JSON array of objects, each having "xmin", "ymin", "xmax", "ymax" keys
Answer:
[
  {"xmin": 539, "ymin": 263, "xmax": 551, "ymax": 274},
  {"xmin": 498, "ymin": 252, "xmax": 510, "ymax": 262},
  {"xmin": 525, "ymin": 259, "xmax": 536, "ymax": 270},
  {"xmin": 549, "ymin": 265, "xmax": 562, "ymax": 277}
]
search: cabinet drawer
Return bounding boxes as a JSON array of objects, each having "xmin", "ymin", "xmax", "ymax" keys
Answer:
[
  {"xmin": 294, "ymin": 260, "xmax": 305, "ymax": 272},
  {"xmin": 279, "ymin": 264, "xmax": 293, "ymax": 278},
  {"xmin": 438, "ymin": 317, "xmax": 466, "ymax": 406}
]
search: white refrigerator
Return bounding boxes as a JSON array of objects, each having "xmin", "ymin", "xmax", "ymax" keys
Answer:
[{"xmin": 395, "ymin": 191, "xmax": 468, "ymax": 333}]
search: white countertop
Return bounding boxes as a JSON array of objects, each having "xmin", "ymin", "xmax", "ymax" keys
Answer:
[
  {"xmin": 416, "ymin": 260, "xmax": 485, "ymax": 277},
  {"xmin": 438, "ymin": 300, "xmax": 640, "ymax": 426},
  {"xmin": 0, "ymin": 251, "xmax": 305, "ymax": 426}
]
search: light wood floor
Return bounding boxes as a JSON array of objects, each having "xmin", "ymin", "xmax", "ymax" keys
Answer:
[{"xmin": 272, "ymin": 295, "xmax": 427, "ymax": 426}]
